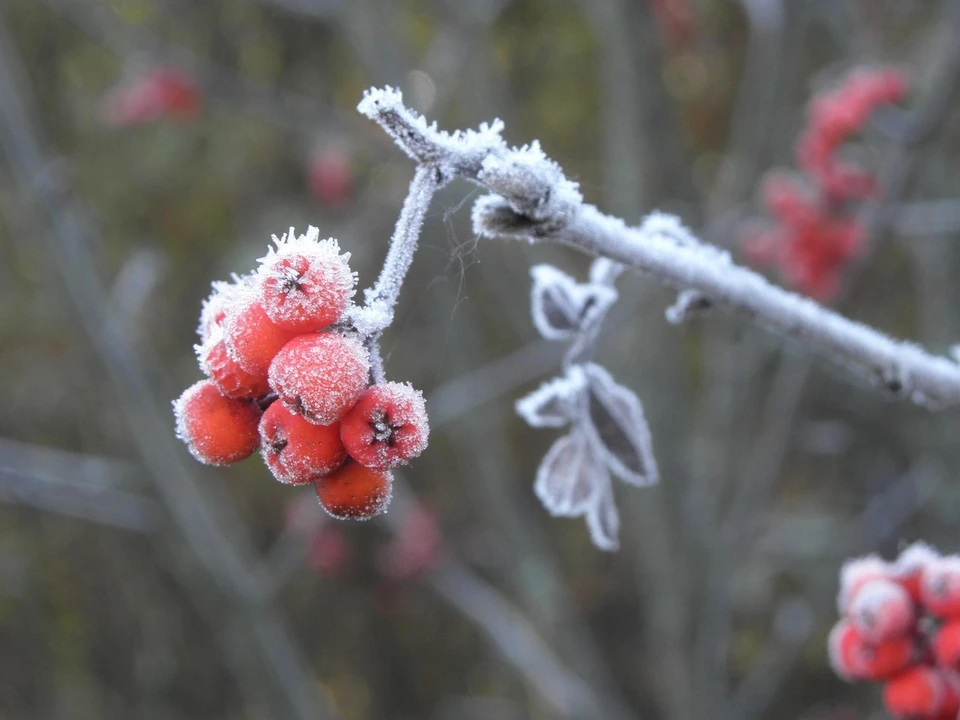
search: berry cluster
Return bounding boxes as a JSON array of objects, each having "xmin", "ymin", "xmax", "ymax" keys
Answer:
[
  {"xmin": 102, "ymin": 67, "xmax": 203, "ymax": 127},
  {"xmin": 173, "ymin": 227, "xmax": 429, "ymax": 520},
  {"xmin": 829, "ymin": 543, "xmax": 960, "ymax": 719},
  {"xmin": 743, "ymin": 67, "xmax": 908, "ymax": 301}
]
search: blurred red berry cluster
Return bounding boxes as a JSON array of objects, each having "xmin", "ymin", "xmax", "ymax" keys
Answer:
[
  {"xmin": 173, "ymin": 227, "xmax": 429, "ymax": 520},
  {"xmin": 743, "ymin": 68, "xmax": 908, "ymax": 301},
  {"xmin": 308, "ymin": 146, "xmax": 355, "ymax": 211},
  {"xmin": 648, "ymin": 0, "xmax": 695, "ymax": 49},
  {"xmin": 102, "ymin": 67, "xmax": 203, "ymax": 127},
  {"xmin": 829, "ymin": 543, "xmax": 960, "ymax": 719}
]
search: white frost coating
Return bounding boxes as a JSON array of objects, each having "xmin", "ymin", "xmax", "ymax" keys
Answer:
[
  {"xmin": 197, "ymin": 274, "xmax": 255, "ymax": 342},
  {"xmin": 837, "ymin": 554, "xmax": 891, "ymax": 613},
  {"xmin": 665, "ymin": 289, "xmax": 712, "ymax": 325},
  {"xmin": 360, "ymin": 86, "xmax": 960, "ymax": 409},
  {"xmin": 515, "ymin": 365, "xmax": 587, "ymax": 428},
  {"xmin": 534, "ymin": 431, "xmax": 598, "ymax": 517},
  {"xmin": 255, "ymin": 226, "xmax": 357, "ymax": 331},
  {"xmin": 894, "ymin": 540, "xmax": 940, "ymax": 579},
  {"xmin": 583, "ymin": 364, "xmax": 659, "ymax": 486},
  {"xmin": 529, "ymin": 264, "xmax": 618, "ymax": 341}
]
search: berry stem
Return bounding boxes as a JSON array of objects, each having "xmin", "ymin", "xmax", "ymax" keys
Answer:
[{"xmin": 355, "ymin": 163, "xmax": 439, "ymax": 383}]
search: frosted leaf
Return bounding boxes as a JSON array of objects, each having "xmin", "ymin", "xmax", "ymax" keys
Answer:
[
  {"xmin": 585, "ymin": 469, "xmax": 619, "ymax": 552},
  {"xmin": 515, "ymin": 365, "xmax": 587, "ymax": 428},
  {"xmin": 665, "ymin": 290, "xmax": 713, "ymax": 324},
  {"xmin": 533, "ymin": 430, "xmax": 597, "ymax": 517},
  {"xmin": 583, "ymin": 364, "xmax": 659, "ymax": 486},
  {"xmin": 529, "ymin": 265, "xmax": 618, "ymax": 340}
]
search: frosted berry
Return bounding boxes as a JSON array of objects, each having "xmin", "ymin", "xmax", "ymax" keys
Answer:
[
  {"xmin": 838, "ymin": 555, "xmax": 893, "ymax": 614},
  {"xmin": 259, "ymin": 401, "xmax": 346, "ymax": 485},
  {"xmin": 828, "ymin": 619, "xmax": 915, "ymax": 681},
  {"xmin": 308, "ymin": 148, "xmax": 354, "ymax": 211},
  {"xmin": 103, "ymin": 67, "xmax": 202, "ymax": 126},
  {"xmin": 933, "ymin": 620, "xmax": 960, "ymax": 670},
  {"xmin": 268, "ymin": 333, "xmax": 370, "ymax": 425},
  {"xmin": 922, "ymin": 557, "xmax": 960, "ymax": 619},
  {"xmin": 883, "ymin": 667, "xmax": 950, "ymax": 720},
  {"xmin": 895, "ymin": 542, "xmax": 940, "ymax": 603},
  {"xmin": 848, "ymin": 579, "xmax": 915, "ymax": 644},
  {"xmin": 315, "ymin": 460, "xmax": 392, "ymax": 520},
  {"xmin": 223, "ymin": 298, "xmax": 298, "ymax": 378},
  {"xmin": 173, "ymin": 379, "xmax": 261, "ymax": 465},
  {"xmin": 197, "ymin": 277, "xmax": 251, "ymax": 343},
  {"xmin": 197, "ymin": 328, "xmax": 271, "ymax": 399},
  {"xmin": 340, "ymin": 382, "xmax": 429, "ymax": 470},
  {"xmin": 256, "ymin": 227, "xmax": 356, "ymax": 333}
]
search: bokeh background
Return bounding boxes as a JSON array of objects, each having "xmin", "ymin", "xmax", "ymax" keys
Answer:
[{"xmin": 3, "ymin": 0, "xmax": 960, "ymax": 718}]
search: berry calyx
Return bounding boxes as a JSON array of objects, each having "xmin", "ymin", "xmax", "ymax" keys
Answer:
[
  {"xmin": 259, "ymin": 401, "xmax": 347, "ymax": 485},
  {"xmin": 173, "ymin": 379, "xmax": 261, "ymax": 465},
  {"xmin": 315, "ymin": 460, "xmax": 393, "ymax": 520},
  {"xmin": 340, "ymin": 382, "xmax": 429, "ymax": 470},
  {"xmin": 223, "ymin": 298, "xmax": 298, "ymax": 377},
  {"xmin": 256, "ymin": 227, "xmax": 356, "ymax": 333},
  {"xmin": 268, "ymin": 333, "xmax": 370, "ymax": 425}
]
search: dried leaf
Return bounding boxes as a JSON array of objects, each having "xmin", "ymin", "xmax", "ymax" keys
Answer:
[
  {"xmin": 584, "ymin": 364, "xmax": 659, "ymax": 486},
  {"xmin": 515, "ymin": 365, "xmax": 586, "ymax": 428},
  {"xmin": 585, "ymin": 472, "xmax": 619, "ymax": 552},
  {"xmin": 529, "ymin": 265, "xmax": 617, "ymax": 341},
  {"xmin": 533, "ymin": 430, "xmax": 596, "ymax": 517}
]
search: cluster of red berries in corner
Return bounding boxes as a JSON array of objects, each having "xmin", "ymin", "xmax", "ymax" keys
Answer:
[
  {"xmin": 743, "ymin": 67, "xmax": 908, "ymax": 301},
  {"xmin": 829, "ymin": 543, "xmax": 960, "ymax": 719},
  {"xmin": 173, "ymin": 227, "xmax": 429, "ymax": 520}
]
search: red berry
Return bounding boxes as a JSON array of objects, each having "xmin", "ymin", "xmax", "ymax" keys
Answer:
[
  {"xmin": 883, "ymin": 667, "xmax": 950, "ymax": 720},
  {"xmin": 197, "ymin": 329, "xmax": 271, "ymax": 399},
  {"xmin": 934, "ymin": 620, "xmax": 960, "ymax": 670},
  {"xmin": 102, "ymin": 67, "xmax": 201, "ymax": 126},
  {"xmin": 259, "ymin": 401, "xmax": 346, "ymax": 485},
  {"xmin": 256, "ymin": 227, "xmax": 356, "ymax": 333},
  {"xmin": 340, "ymin": 382, "xmax": 429, "ymax": 470},
  {"xmin": 838, "ymin": 555, "xmax": 893, "ymax": 614},
  {"xmin": 197, "ymin": 277, "xmax": 251, "ymax": 343},
  {"xmin": 922, "ymin": 557, "xmax": 960, "ymax": 619},
  {"xmin": 848, "ymin": 579, "xmax": 915, "ymax": 643},
  {"xmin": 315, "ymin": 460, "xmax": 392, "ymax": 520},
  {"xmin": 308, "ymin": 147, "xmax": 354, "ymax": 211},
  {"xmin": 173, "ymin": 379, "xmax": 261, "ymax": 465},
  {"xmin": 307, "ymin": 525, "xmax": 351, "ymax": 577},
  {"xmin": 828, "ymin": 619, "xmax": 915, "ymax": 681},
  {"xmin": 223, "ymin": 298, "xmax": 298, "ymax": 378},
  {"xmin": 268, "ymin": 333, "xmax": 370, "ymax": 425}
]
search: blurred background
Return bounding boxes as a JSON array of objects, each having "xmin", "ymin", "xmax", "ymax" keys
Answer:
[{"xmin": 2, "ymin": 0, "xmax": 960, "ymax": 718}]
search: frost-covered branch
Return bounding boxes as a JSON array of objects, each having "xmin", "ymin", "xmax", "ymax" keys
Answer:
[{"xmin": 360, "ymin": 86, "xmax": 960, "ymax": 409}]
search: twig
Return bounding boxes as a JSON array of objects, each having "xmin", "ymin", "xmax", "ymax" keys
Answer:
[{"xmin": 359, "ymin": 86, "xmax": 960, "ymax": 409}]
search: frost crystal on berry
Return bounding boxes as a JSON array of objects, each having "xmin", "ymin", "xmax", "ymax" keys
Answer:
[
  {"xmin": 256, "ymin": 227, "xmax": 357, "ymax": 333},
  {"xmin": 269, "ymin": 333, "xmax": 371, "ymax": 425}
]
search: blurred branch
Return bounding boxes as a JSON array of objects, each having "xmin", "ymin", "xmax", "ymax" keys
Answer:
[
  {"xmin": 893, "ymin": 199, "xmax": 960, "ymax": 236},
  {"xmin": 0, "ymin": 439, "xmax": 158, "ymax": 532},
  {"xmin": 0, "ymin": 15, "xmax": 336, "ymax": 720}
]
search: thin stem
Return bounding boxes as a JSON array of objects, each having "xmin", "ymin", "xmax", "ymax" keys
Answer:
[{"xmin": 354, "ymin": 163, "xmax": 439, "ymax": 383}]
